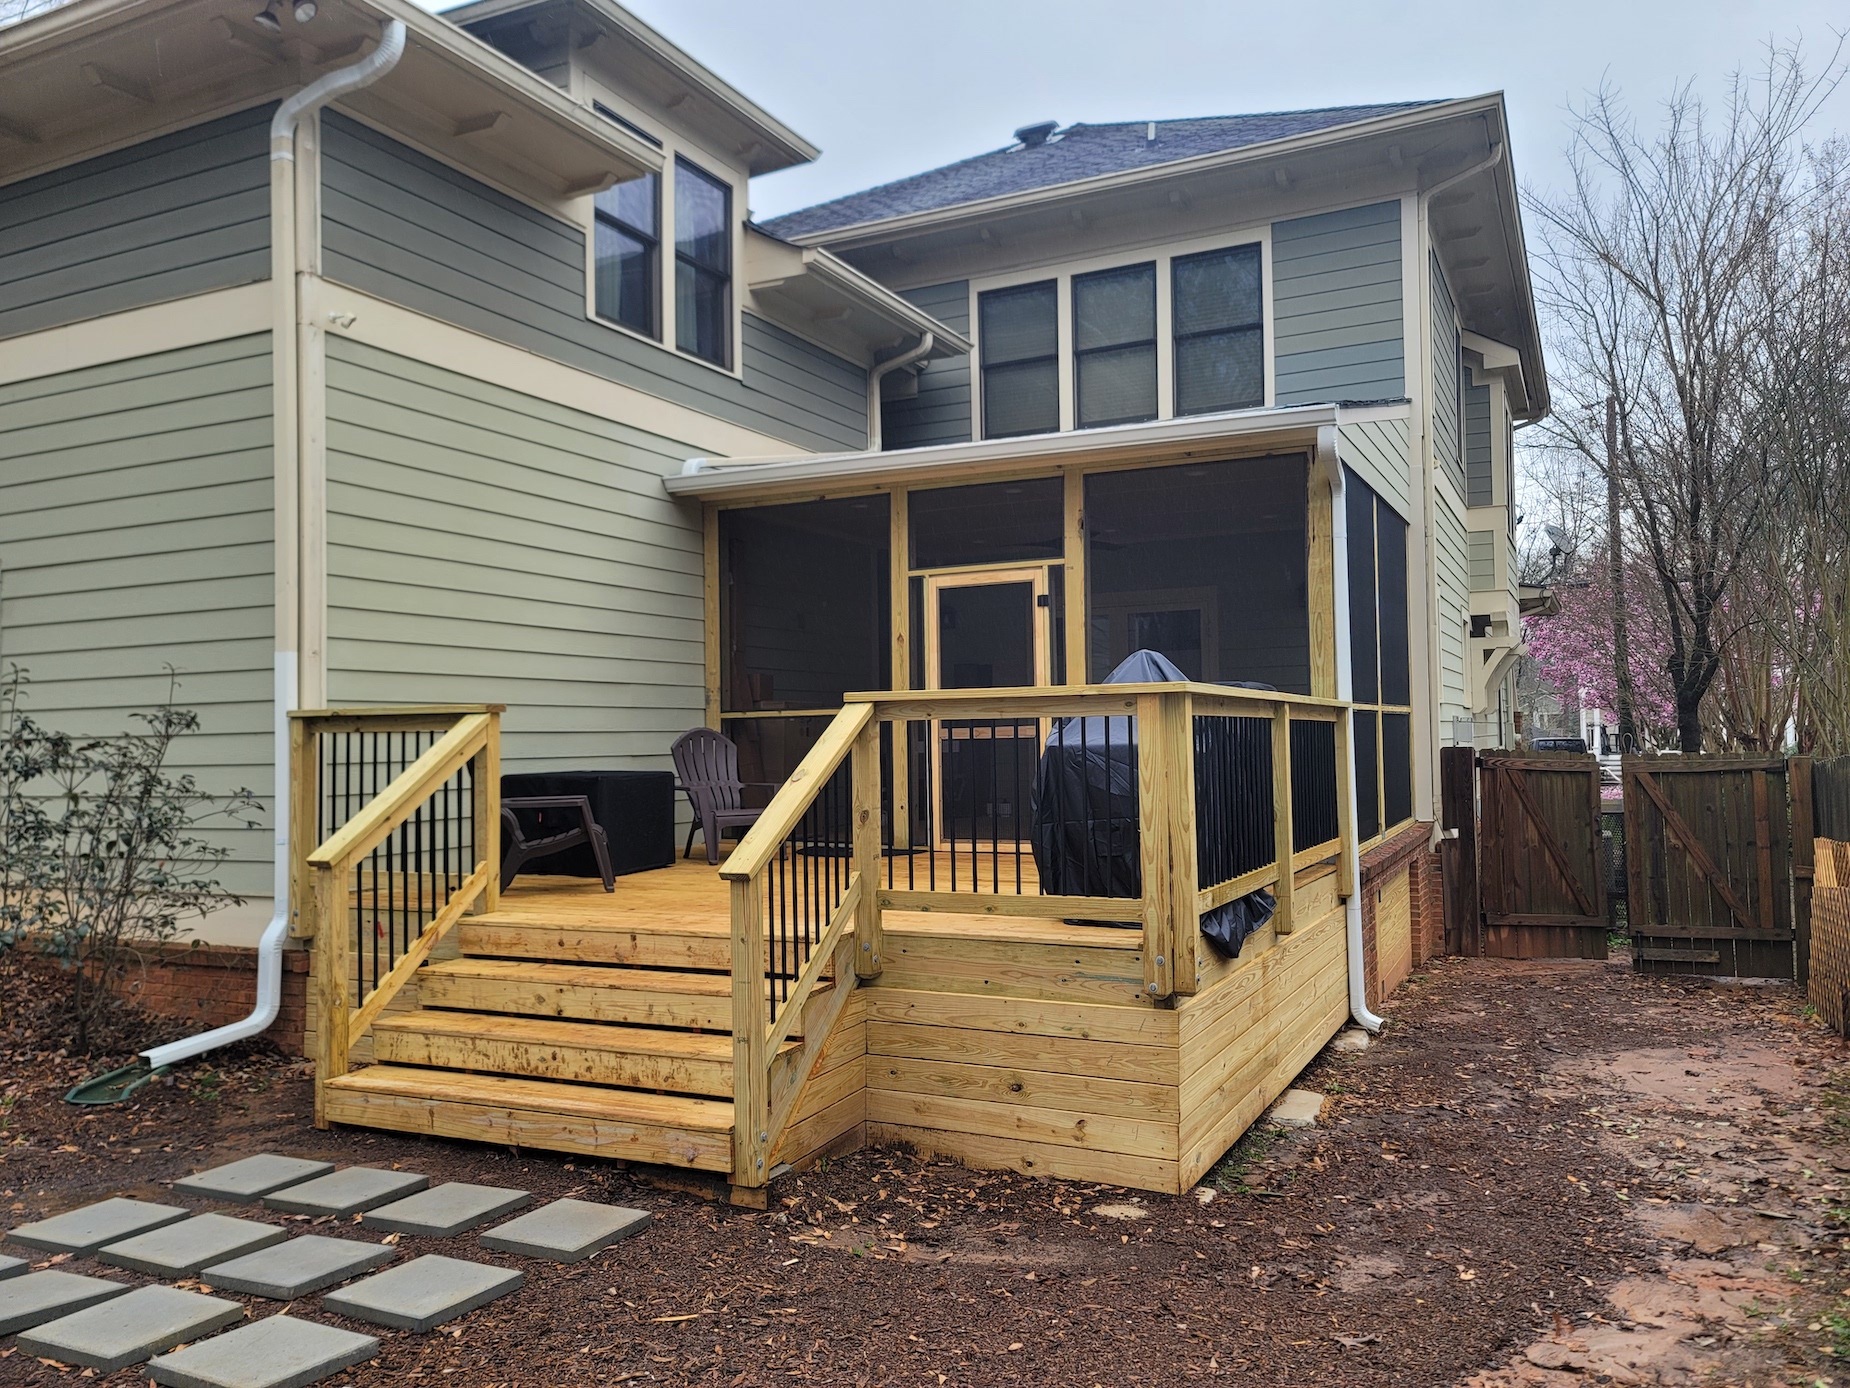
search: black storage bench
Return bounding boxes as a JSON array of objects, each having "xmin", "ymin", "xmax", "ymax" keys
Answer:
[{"xmin": 499, "ymin": 770, "xmax": 676, "ymax": 879}]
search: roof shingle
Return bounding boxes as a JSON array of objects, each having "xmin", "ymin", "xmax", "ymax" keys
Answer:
[{"xmin": 762, "ymin": 102, "xmax": 1446, "ymax": 240}]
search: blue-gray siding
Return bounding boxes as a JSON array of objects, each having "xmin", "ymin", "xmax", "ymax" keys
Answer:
[
  {"xmin": 319, "ymin": 113, "xmax": 866, "ymax": 453},
  {"xmin": 0, "ymin": 107, "xmax": 270, "ymax": 341},
  {"xmin": 883, "ymin": 280, "xmax": 972, "ymax": 449},
  {"xmin": 1430, "ymin": 251, "xmax": 1463, "ymax": 495},
  {"xmin": 1463, "ymin": 359, "xmax": 1492, "ymax": 506},
  {"xmin": 1272, "ymin": 200, "xmax": 1404, "ymax": 404}
]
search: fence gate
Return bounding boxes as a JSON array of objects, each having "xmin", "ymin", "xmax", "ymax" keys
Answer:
[
  {"xmin": 1624, "ymin": 757, "xmax": 1796, "ymax": 978},
  {"xmin": 1477, "ymin": 752, "xmax": 1609, "ymax": 959}
]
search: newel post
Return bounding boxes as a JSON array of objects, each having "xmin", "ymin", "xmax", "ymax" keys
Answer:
[
  {"xmin": 730, "ymin": 876, "xmax": 770, "ymax": 1186},
  {"xmin": 470, "ymin": 710, "xmax": 501, "ymax": 914},
  {"xmin": 310, "ymin": 858, "xmax": 349, "ymax": 1128},
  {"xmin": 1138, "ymin": 690, "xmax": 1196, "ymax": 998},
  {"xmin": 851, "ymin": 716, "xmax": 884, "ymax": 979}
]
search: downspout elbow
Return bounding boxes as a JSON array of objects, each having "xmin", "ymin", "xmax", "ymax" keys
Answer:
[
  {"xmin": 1317, "ymin": 425, "xmax": 1385, "ymax": 1034},
  {"xmin": 865, "ymin": 332, "xmax": 934, "ymax": 452}
]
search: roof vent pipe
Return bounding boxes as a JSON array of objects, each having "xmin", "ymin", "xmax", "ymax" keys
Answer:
[{"xmin": 1014, "ymin": 120, "xmax": 1059, "ymax": 148}]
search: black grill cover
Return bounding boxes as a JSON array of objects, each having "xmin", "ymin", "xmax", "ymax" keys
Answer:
[{"xmin": 1028, "ymin": 650, "xmax": 1278, "ymax": 956}]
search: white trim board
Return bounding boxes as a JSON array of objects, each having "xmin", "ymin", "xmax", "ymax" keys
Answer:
[{"xmin": 0, "ymin": 281, "xmax": 271, "ymax": 386}]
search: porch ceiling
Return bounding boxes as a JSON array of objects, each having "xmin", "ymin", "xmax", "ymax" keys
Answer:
[{"xmin": 663, "ymin": 401, "xmax": 1396, "ymax": 501}]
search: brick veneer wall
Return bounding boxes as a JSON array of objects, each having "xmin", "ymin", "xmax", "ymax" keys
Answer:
[
  {"xmin": 1357, "ymin": 822, "xmax": 1442, "ymax": 1008},
  {"xmin": 115, "ymin": 944, "xmax": 309, "ymax": 1057}
]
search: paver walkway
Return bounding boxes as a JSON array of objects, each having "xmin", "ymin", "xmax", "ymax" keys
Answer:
[{"xmin": 1, "ymin": 1154, "xmax": 650, "ymax": 1387}]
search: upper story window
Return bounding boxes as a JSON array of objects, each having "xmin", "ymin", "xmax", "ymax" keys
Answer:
[
  {"xmin": 593, "ymin": 171, "xmax": 660, "ymax": 339},
  {"xmin": 1073, "ymin": 263, "xmax": 1156, "ymax": 428},
  {"xmin": 1172, "ymin": 244, "xmax": 1263, "ymax": 415},
  {"xmin": 979, "ymin": 280, "xmax": 1058, "ymax": 438},
  {"xmin": 675, "ymin": 157, "xmax": 732, "ymax": 368}
]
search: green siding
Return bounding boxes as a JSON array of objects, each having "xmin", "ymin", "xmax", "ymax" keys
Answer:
[
  {"xmin": 1435, "ymin": 485, "xmax": 1470, "ymax": 724},
  {"xmin": 324, "ymin": 337, "xmax": 704, "ymax": 774},
  {"xmin": 0, "ymin": 107, "xmax": 270, "ymax": 341},
  {"xmin": 1273, "ymin": 201, "xmax": 1405, "ymax": 404},
  {"xmin": 883, "ymin": 280, "xmax": 972, "ymax": 449},
  {"xmin": 319, "ymin": 113, "xmax": 866, "ymax": 453},
  {"xmin": 1467, "ymin": 529, "xmax": 1496, "ymax": 591},
  {"xmin": 1463, "ymin": 353, "xmax": 1493, "ymax": 506},
  {"xmin": 1429, "ymin": 251, "xmax": 1464, "ymax": 496},
  {"xmin": 0, "ymin": 335, "xmax": 275, "ymax": 895}
]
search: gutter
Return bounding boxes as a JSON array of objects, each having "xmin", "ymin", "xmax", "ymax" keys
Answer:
[
  {"xmin": 139, "ymin": 20, "xmax": 407, "ymax": 1074},
  {"xmin": 864, "ymin": 333, "xmax": 933, "ymax": 451},
  {"xmin": 1314, "ymin": 425, "xmax": 1385, "ymax": 1034}
]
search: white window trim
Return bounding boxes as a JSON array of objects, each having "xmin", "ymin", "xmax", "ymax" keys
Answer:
[
  {"xmin": 967, "ymin": 224, "xmax": 1273, "ymax": 442},
  {"xmin": 574, "ymin": 74, "xmax": 748, "ymax": 383}
]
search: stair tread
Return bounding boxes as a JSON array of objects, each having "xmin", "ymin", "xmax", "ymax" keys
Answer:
[
  {"xmin": 424, "ymin": 958, "xmax": 734, "ymax": 995},
  {"xmin": 373, "ymin": 1009, "xmax": 800, "ymax": 1058},
  {"xmin": 468, "ymin": 910, "xmax": 730, "ymax": 937},
  {"xmin": 326, "ymin": 1065, "xmax": 734, "ymax": 1130}
]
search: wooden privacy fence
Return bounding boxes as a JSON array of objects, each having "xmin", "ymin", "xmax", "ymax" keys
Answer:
[
  {"xmin": 1623, "ymin": 756, "xmax": 1801, "ymax": 979},
  {"xmin": 1476, "ymin": 752, "xmax": 1607, "ymax": 960}
]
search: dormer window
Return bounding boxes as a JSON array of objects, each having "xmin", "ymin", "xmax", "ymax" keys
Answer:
[{"xmin": 675, "ymin": 157, "xmax": 733, "ymax": 369}]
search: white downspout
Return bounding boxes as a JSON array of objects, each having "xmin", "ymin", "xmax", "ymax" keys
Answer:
[
  {"xmin": 143, "ymin": 20, "xmax": 407, "ymax": 1072},
  {"xmin": 865, "ymin": 332, "xmax": 934, "ymax": 451},
  {"xmin": 1316, "ymin": 425, "xmax": 1385, "ymax": 1034}
]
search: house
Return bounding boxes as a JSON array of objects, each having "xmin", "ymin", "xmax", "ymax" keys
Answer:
[{"xmin": 0, "ymin": 0, "xmax": 1545, "ymax": 1198}]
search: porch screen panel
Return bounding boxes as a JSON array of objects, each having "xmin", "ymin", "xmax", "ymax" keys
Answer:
[
  {"xmin": 1382, "ymin": 711, "xmax": 1412, "ymax": 827},
  {"xmin": 1173, "ymin": 243, "xmax": 1264, "ymax": 415},
  {"xmin": 1345, "ymin": 470, "xmax": 1378, "ymax": 703},
  {"xmin": 1073, "ymin": 262, "xmax": 1157, "ymax": 428},
  {"xmin": 1083, "ymin": 454, "xmax": 1309, "ymax": 691},
  {"xmin": 980, "ymin": 281, "xmax": 1059, "ymax": 438},
  {"xmin": 1343, "ymin": 467, "xmax": 1414, "ymax": 840},
  {"xmin": 1353, "ymin": 709, "xmax": 1380, "ymax": 842},
  {"xmin": 1376, "ymin": 495, "xmax": 1410, "ymax": 705},
  {"xmin": 719, "ymin": 496, "xmax": 890, "ymax": 713},
  {"xmin": 909, "ymin": 476, "xmax": 1063, "ymax": 569}
]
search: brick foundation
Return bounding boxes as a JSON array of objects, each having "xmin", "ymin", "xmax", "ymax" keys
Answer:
[
  {"xmin": 114, "ymin": 944, "xmax": 309, "ymax": 1057},
  {"xmin": 1357, "ymin": 822, "xmax": 1442, "ymax": 1008}
]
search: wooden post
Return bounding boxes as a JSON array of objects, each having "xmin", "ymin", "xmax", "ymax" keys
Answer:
[
  {"xmin": 730, "ymin": 876, "xmax": 769, "ymax": 1187},
  {"xmin": 471, "ymin": 712, "xmax": 501, "ymax": 914},
  {"xmin": 704, "ymin": 505, "xmax": 722, "ymax": 731},
  {"xmin": 1439, "ymin": 746, "xmax": 1478, "ymax": 955},
  {"xmin": 1132, "ymin": 692, "xmax": 1176, "ymax": 999},
  {"xmin": 1307, "ymin": 472, "xmax": 1337, "ymax": 701},
  {"xmin": 888, "ymin": 489, "xmax": 910, "ymax": 848},
  {"xmin": 287, "ymin": 716, "xmax": 318, "ymax": 939},
  {"xmin": 310, "ymin": 859, "xmax": 349, "ymax": 1128},
  {"xmin": 1063, "ymin": 468, "xmax": 1087, "ymax": 685},
  {"xmin": 1792, "ymin": 755, "xmax": 1815, "ymax": 989},
  {"xmin": 1334, "ymin": 709, "xmax": 1356, "ymax": 898},
  {"xmin": 851, "ymin": 717, "xmax": 884, "ymax": 980},
  {"xmin": 1272, "ymin": 706, "xmax": 1298, "ymax": 934},
  {"xmin": 1168, "ymin": 691, "xmax": 1199, "ymax": 993}
]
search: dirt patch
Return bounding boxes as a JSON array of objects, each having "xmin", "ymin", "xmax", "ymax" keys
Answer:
[{"xmin": 3, "ymin": 952, "xmax": 1850, "ymax": 1385}]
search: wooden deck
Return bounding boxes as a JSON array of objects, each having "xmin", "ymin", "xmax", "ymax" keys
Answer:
[{"xmin": 316, "ymin": 856, "xmax": 1350, "ymax": 1195}]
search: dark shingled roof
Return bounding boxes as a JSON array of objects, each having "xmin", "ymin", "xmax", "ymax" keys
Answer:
[{"xmin": 762, "ymin": 102, "xmax": 1448, "ymax": 240}]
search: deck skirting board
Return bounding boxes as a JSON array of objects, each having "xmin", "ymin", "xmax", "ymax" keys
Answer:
[{"xmin": 867, "ymin": 1124, "xmax": 1179, "ymax": 1193}]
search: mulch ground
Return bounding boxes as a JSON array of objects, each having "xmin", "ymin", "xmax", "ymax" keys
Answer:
[{"xmin": 2, "ymin": 949, "xmax": 1849, "ymax": 1386}]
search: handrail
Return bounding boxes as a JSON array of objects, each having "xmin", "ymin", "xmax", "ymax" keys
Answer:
[
  {"xmin": 296, "ymin": 706, "xmax": 501, "ymax": 1126},
  {"xmin": 720, "ymin": 702, "xmax": 872, "ymax": 881}
]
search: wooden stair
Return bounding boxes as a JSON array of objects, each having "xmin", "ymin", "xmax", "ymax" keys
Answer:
[{"xmin": 321, "ymin": 897, "xmax": 821, "ymax": 1176}]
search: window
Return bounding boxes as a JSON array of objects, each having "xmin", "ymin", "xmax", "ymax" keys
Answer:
[
  {"xmin": 1344, "ymin": 466, "xmax": 1413, "ymax": 839},
  {"xmin": 980, "ymin": 281, "xmax": 1058, "ymax": 438},
  {"xmin": 675, "ymin": 157, "xmax": 732, "ymax": 368},
  {"xmin": 593, "ymin": 171, "xmax": 659, "ymax": 338},
  {"xmin": 1073, "ymin": 263, "xmax": 1156, "ymax": 428},
  {"xmin": 1172, "ymin": 244, "xmax": 1263, "ymax": 415}
]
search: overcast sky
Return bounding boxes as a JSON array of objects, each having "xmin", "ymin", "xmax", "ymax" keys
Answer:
[{"xmin": 483, "ymin": 0, "xmax": 1850, "ymax": 221}]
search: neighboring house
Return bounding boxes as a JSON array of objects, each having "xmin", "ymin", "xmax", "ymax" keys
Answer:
[{"xmin": 0, "ymin": 0, "xmax": 1546, "ymax": 1193}]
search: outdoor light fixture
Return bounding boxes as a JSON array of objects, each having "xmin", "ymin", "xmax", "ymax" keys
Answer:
[
  {"xmin": 293, "ymin": 0, "xmax": 318, "ymax": 21},
  {"xmin": 252, "ymin": 1, "xmax": 282, "ymax": 31}
]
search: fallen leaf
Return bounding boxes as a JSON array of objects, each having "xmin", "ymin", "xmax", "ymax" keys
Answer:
[{"xmin": 1334, "ymin": 1333, "xmax": 1379, "ymax": 1349}]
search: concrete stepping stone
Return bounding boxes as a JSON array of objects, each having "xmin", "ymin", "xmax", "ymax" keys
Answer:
[
  {"xmin": 479, "ymin": 1198, "xmax": 651, "ymax": 1263},
  {"xmin": 0, "ymin": 1270, "xmax": 129, "ymax": 1335},
  {"xmin": 361, "ymin": 1183, "xmax": 531, "ymax": 1238},
  {"xmin": 7, "ymin": 1196, "xmax": 189, "ymax": 1253},
  {"xmin": 175, "ymin": 1155, "xmax": 335, "ymax": 1205},
  {"xmin": 17, "ymin": 1284, "xmax": 244, "ymax": 1373},
  {"xmin": 321, "ymin": 1254, "xmax": 523, "ymax": 1332},
  {"xmin": 0, "ymin": 1254, "xmax": 25, "ymax": 1280},
  {"xmin": 203, "ymin": 1235, "xmax": 397, "ymax": 1300},
  {"xmin": 148, "ymin": 1314, "xmax": 378, "ymax": 1388},
  {"xmin": 100, "ymin": 1212, "xmax": 287, "ymax": 1277},
  {"xmin": 263, "ymin": 1167, "xmax": 428, "ymax": 1217},
  {"xmin": 1269, "ymin": 1088, "xmax": 1327, "ymax": 1128}
]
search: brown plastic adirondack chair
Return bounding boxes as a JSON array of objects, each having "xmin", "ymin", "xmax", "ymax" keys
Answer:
[{"xmin": 671, "ymin": 728, "xmax": 772, "ymax": 865}]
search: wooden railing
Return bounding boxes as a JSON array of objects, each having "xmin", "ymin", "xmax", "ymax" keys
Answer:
[
  {"xmin": 720, "ymin": 682, "xmax": 1350, "ymax": 1189},
  {"xmin": 290, "ymin": 705, "xmax": 502, "ymax": 1123}
]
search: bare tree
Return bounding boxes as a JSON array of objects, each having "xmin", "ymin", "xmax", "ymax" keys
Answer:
[{"xmin": 1531, "ymin": 43, "xmax": 1843, "ymax": 751}]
